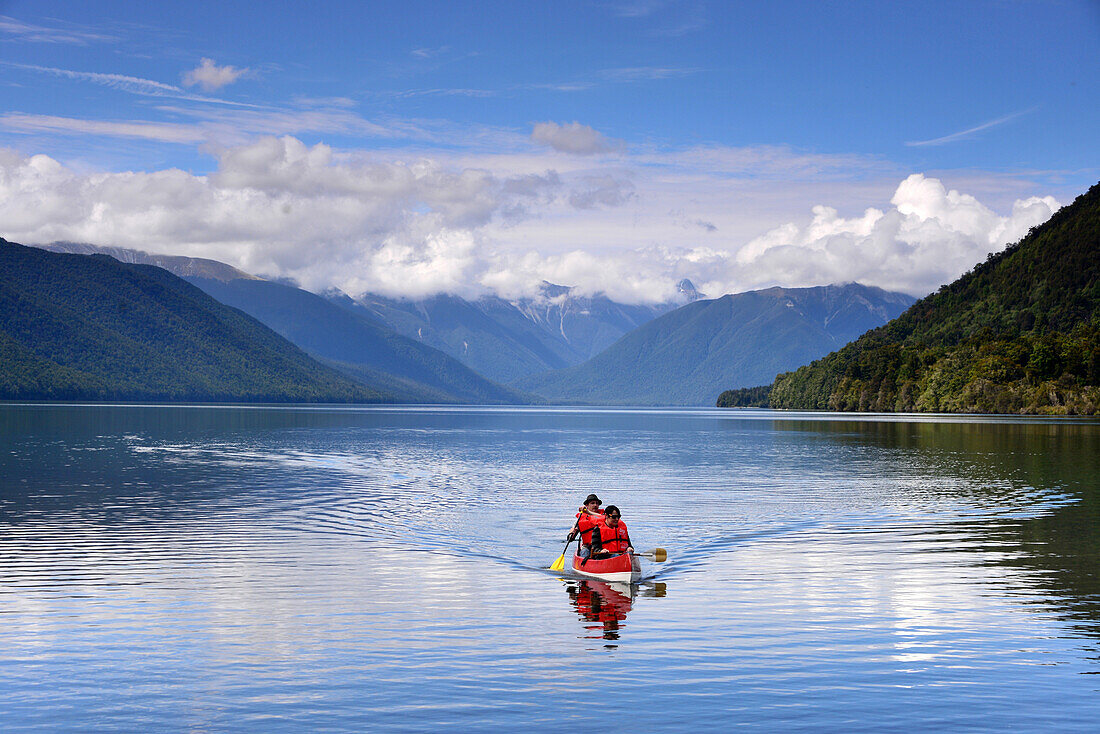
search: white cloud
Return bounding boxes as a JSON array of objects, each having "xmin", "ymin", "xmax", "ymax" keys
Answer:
[
  {"xmin": 531, "ymin": 121, "xmax": 619, "ymax": 155},
  {"xmin": 612, "ymin": 1, "xmax": 670, "ymax": 18},
  {"xmin": 7, "ymin": 62, "xmax": 259, "ymax": 107},
  {"xmin": 411, "ymin": 46, "xmax": 450, "ymax": 58},
  {"xmin": 0, "ymin": 113, "xmax": 207, "ymax": 144},
  {"xmin": 0, "ymin": 139, "xmax": 558, "ymax": 298},
  {"xmin": 597, "ymin": 66, "xmax": 698, "ymax": 81},
  {"xmin": 182, "ymin": 58, "xmax": 249, "ymax": 91},
  {"xmin": 0, "ymin": 142, "xmax": 1062, "ymax": 304},
  {"xmin": 715, "ymin": 174, "xmax": 1061, "ymax": 296},
  {"xmin": 10, "ymin": 62, "xmax": 182, "ymax": 95},
  {"xmin": 905, "ymin": 109, "xmax": 1034, "ymax": 147},
  {"xmin": 0, "ymin": 103, "xmax": 417, "ymax": 149},
  {"xmin": 0, "ymin": 15, "xmax": 116, "ymax": 45}
]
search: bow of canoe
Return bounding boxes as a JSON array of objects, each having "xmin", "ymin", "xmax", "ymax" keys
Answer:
[{"xmin": 571, "ymin": 552, "xmax": 642, "ymax": 583}]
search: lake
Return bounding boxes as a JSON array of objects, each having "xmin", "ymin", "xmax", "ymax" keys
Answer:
[{"xmin": 1, "ymin": 404, "xmax": 1098, "ymax": 732}]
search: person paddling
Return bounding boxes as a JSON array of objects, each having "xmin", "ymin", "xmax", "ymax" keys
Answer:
[
  {"xmin": 589, "ymin": 505, "xmax": 633, "ymax": 558},
  {"xmin": 568, "ymin": 493, "xmax": 604, "ymax": 559}
]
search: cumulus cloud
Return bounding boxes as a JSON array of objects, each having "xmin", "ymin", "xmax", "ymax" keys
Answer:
[
  {"xmin": 717, "ymin": 174, "xmax": 1061, "ymax": 296},
  {"xmin": 182, "ymin": 58, "xmax": 249, "ymax": 91},
  {"xmin": 0, "ymin": 139, "xmax": 560, "ymax": 298},
  {"xmin": 462, "ymin": 174, "xmax": 1062, "ymax": 302},
  {"xmin": 531, "ymin": 121, "xmax": 618, "ymax": 155},
  {"xmin": 0, "ymin": 142, "xmax": 1062, "ymax": 304}
]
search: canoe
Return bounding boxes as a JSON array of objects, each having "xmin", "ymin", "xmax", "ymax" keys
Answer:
[{"xmin": 571, "ymin": 551, "xmax": 642, "ymax": 583}]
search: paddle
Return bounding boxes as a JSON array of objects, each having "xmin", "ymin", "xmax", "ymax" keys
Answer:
[
  {"xmin": 631, "ymin": 548, "xmax": 667, "ymax": 562},
  {"xmin": 549, "ymin": 531, "xmax": 576, "ymax": 571}
]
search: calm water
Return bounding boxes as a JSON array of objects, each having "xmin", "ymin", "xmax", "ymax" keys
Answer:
[{"xmin": 1, "ymin": 404, "xmax": 1099, "ymax": 732}]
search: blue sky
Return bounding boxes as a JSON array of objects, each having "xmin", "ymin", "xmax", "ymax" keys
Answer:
[{"xmin": 1, "ymin": 0, "xmax": 1097, "ymax": 300}]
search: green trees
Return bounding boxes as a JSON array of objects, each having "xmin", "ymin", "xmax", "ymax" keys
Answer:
[
  {"xmin": 716, "ymin": 385, "xmax": 771, "ymax": 408},
  {"xmin": 762, "ymin": 181, "xmax": 1100, "ymax": 414},
  {"xmin": 0, "ymin": 241, "xmax": 383, "ymax": 402}
]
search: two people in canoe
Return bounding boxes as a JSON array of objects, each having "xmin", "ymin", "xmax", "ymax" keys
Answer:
[{"xmin": 568, "ymin": 493, "xmax": 634, "ymax": 559}]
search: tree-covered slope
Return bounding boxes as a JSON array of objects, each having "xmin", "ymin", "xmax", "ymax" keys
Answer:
[
  {"xmin": 189, "ymin": 278, "xmax": 531, "ymax": 404},
  {"xmin": 0, "ymin": 240, "xmax": 381, "ymax": 402},
  {"xmin": 515, "ymin": 284, "xmax": 914, "ymax": 406},
  {"xmin": 768, "ymin": 181, "xmax": 1100, "ymax": 414}
]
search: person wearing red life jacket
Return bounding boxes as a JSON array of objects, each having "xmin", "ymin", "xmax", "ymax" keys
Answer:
[
  {"xmin": 589, "ymin": 505, "xmax": 633, "ymax": 558},
  {"xmin": 567, "ymin": 493, "xmax": 604, "ymax": 559}
]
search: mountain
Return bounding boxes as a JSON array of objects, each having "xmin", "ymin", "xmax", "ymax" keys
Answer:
[
  {"xmin": 36, "ymin": 242, "xmax": 531, "ymax": 404},
  {"xmin": 765, "ymin": 181, "xmax": 1100, "ymax": 414},
  {"xmin": 345, "ymin": 281, "xmax": 701, "ymax": 384},
  {"xmin": 514, "ymin": 283, "xmax": 916, "ymax": 406},
  {"xmin": 38, "ymin": 242, "xmax": 260, "ymax": 282},
  {"xmin": 0, "ymin": 240, "xmax": 380, "ymax": 402},
  {"xmin": 189, "ymin": 277, "xmax": 530, "ymax": 404}
]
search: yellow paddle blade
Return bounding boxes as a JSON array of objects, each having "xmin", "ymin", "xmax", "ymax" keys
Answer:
[
  {"xmin": 636, "ymin": 548, "xmax": 668, "ymax": 562},
  {"xmin": 549, "ymin": 553, "xmax": 566, "ymax": 571}
]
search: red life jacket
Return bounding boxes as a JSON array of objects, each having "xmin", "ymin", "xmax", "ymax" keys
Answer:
[
  {"xmin": 575, "ymin": 509, "xmax": 604, "ymax": 544},
  {"xmin": 592, "ymin": 519, "xmax": 630, "ymax": 554}
]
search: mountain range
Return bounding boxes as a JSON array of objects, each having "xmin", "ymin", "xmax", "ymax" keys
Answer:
[
  {"xmin": 514, "ymin": 284, "xmax": 915, "ymax": 405},
  {"xmin": 0, "ymin": 240, "xmax": 376, "ymax": 402},
  {"xmin": 25, "ymin": 241, "xmax": 927, "ymax": 409},
  {"xmin": 40, "ymin": 243, "xmax": 703, "ymax": 395},
  {"xmin": 342, "ymin": 279, "xmax": 702, "ymax": 384},
  {"xmin": 39, "ymin": 242, "xmax": 529, "ymax": 404},
  {"xmin": 189, "ymin": 276, "xmax": 528, "ymax": 404}
]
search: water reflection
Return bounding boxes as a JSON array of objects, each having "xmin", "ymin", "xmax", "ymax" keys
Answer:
[
  {"xmin": 764, "ymin": 415, "xmax": 1100, "ymax": 645},
  {"xmin": 564, "ymin": 579, "xmax": 666, "ymax": 644}
]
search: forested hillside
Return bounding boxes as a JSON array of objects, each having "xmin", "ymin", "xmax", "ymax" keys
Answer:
[
  {"xmin": 0, "ymin": 240, "xmax": 381, "ymax": 402},
  {"xmin": 766, "ymin": 182, "xmax": 1100, "ymax": 414}
]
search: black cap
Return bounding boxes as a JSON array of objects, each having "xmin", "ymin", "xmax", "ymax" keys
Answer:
[{"xmin": 584, "ymin": 494, "xmax": 601, "ymax": 504}]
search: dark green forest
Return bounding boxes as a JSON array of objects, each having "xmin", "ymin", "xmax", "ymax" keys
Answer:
[
  {"xmin": 0, "ymin": 240, "xmax": 383, "ymax": 402},
  {"xmin": 759, "ymin": 181, "xmax": 1100, "ymax": 415},
  {"xmin": 716, "ymin": 384, "xmax": 771, "ymax": 408}
]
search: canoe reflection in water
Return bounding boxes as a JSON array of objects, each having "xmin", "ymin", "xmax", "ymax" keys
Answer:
[{"xmin": 565, "ymin": 579, "xmax": 667, "ymax": 642}]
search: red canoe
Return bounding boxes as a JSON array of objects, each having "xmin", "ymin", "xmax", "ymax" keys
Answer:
[{"xmin": 571, "ymin": 552, "xmax": 642, "ymax": 583}]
